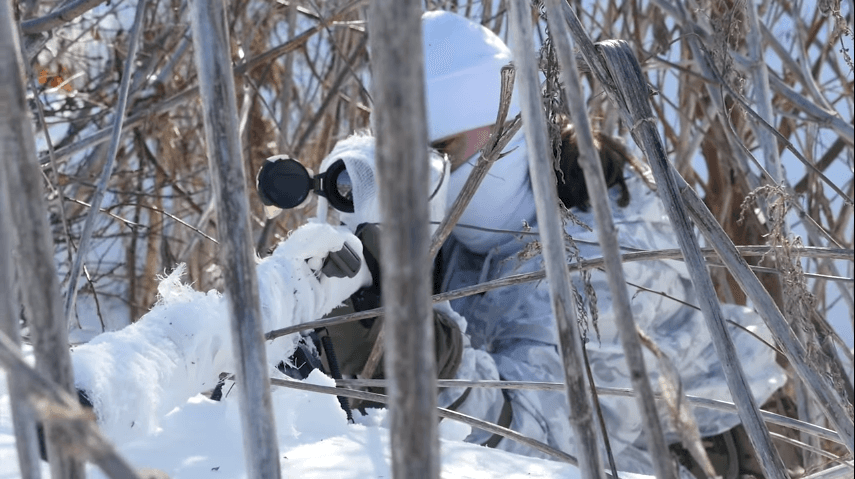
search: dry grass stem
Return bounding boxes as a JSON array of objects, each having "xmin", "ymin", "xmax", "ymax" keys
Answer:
[{"xmin": 267, "ymin": 377, "xmax": 580, "ymax": 466}]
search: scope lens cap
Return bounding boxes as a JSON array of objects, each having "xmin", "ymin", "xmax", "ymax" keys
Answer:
[{"xmin": 257, "ymin": 157, "xmax": 312, "ymax": 209}]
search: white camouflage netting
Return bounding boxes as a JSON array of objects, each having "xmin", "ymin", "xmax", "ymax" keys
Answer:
[
  {"xmin": 440, "ymin": 140, "xmax": 786, "ymax": 472},
  {"xmin": 71, "ymin": 222, "xmax": 371, "ymax": 442}
]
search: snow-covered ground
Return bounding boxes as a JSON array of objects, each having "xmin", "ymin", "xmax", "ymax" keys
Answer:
[{"xmin": 0, "ymin": 350, "xmax": 611, "ymax": 479}]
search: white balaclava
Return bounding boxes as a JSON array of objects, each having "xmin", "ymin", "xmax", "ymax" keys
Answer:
[
  {"xmin": 423, "ymin": 11, "xmax": 535, "ymax": 255},
  {"xmin": 318, "ymin": 133, "xmax": 449, "ymax": 233}
]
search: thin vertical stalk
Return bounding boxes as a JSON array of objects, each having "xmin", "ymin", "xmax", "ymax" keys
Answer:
[
  {"xmin": 669, "ymin": 5, "xmax": 855, "ymax": 439},
  {"xmin": 745, "ymin": 1, "xmax": 783, "ymax": 185},
  {"xmin": 0, "ymin": 21, "xmax": 41, "ymax": 471},
  {"xmin": 0, "ymin": 0, "xmax": 85, "ymax": 477},
  {"xmin": 188, "ymin": 1, "xmax": 282, "ymax": 478},
  {"xmin": 367, "ymin": 0, "xmax": 438, "ymax": 477},
  {"xmin": 63, "ymin": 0, "xmax": 147, "ymax": 328},
  {"xmin": 279, "ymin": 3, "xmax": 297, "ymax": 151},
  {"xmin": 0, "ymin": 147, "xmax": 41, "ymax": 479},
  {"xmin": 543, "ymin": 2, "xmax": 676, "ymax": 478},
  {"xmin": 507, "ymin": 1, "xmax": 605, "ymax": 477},
  {"xmin": 595, "ymin": 38, "xmax": 789, "ymax": 478},
  {"xmin": 747, "ymin": 2, "xmax": 820, "ymax": 468}
]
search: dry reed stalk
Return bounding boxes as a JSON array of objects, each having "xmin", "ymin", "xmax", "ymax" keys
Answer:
[
  {"xmin": 1, "ymin": 2, "xmax": 85, "ymax": 476},
  {"xmin": 357, "ymin": 64, "xmax": 520, "ymax": 394},
  {"xmin": 338, "ymin": 378, "xmax": 848, "ymax": 446},
  {"xmin": 605, "ymin": 36, "xmax": 791, "ymax": 478},
  {"xmin": 265, "ymin": 244, "xmax": 853, "ymax": 341},
  {"xmin": 189, "ymin": 0, "xmax": 281, "ymax": 476},
  {"xmin": 560, "ymin": 4, "xmax": 792, "ymax": 475},
  {"xmin": 683, "ymin": 187, "xmax": 855, "ymax": 455},
  {"xmin": 543, "ymin": 2, "xmax": 676, "ymax": 478},
  {"xmin": 427, "ymin": 66, "xmax": 521, "ymax": 260},
  {"xmin": 367, "ymin": 0, "xmax": 439, "ymax": 476},
  {"xmin": 21, "ymin": 0, "xmax": 110, "ymax": 34},
  {"xmin": 0, "ymin": 131, "xmax": 42, "ymax": 479},
  {"xmin": 267, "ymin": 376, "xmax": 581, "ymax": 465},
  {"xmin": 508, "ymin": 1, "xmax": 605, "ymax": 477}
]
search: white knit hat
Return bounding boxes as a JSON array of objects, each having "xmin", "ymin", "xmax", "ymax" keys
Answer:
[{"xmin": 422, "ymin": 11, "xmax": 520, "ymax": 142}]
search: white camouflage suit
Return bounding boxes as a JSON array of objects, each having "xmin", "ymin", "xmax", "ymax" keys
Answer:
[{"xmin": 417, "ymin": 10, "xmax": 786, "ymax": 472}]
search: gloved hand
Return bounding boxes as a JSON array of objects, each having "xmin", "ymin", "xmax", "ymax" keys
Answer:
[
  {"xmin": 259, "ymin": 220, "xmax": 373, "ymax": 324},
  {"xmin": 319, "ymin": 222, "xmax": 465, "ymax": 397},
  {"xmin": 305, "ymin": 223, "xmax": 383, "ymax": 382}
]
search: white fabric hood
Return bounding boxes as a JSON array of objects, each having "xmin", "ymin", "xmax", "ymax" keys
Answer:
[{"xmin": 318, "ymin": 133, "xmax": 449, "ymax": 232}]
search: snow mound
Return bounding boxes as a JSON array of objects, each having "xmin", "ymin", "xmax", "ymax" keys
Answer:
[{"xmin": 0, "ymin": 365, "xmax": 625, "ymax": 478}]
